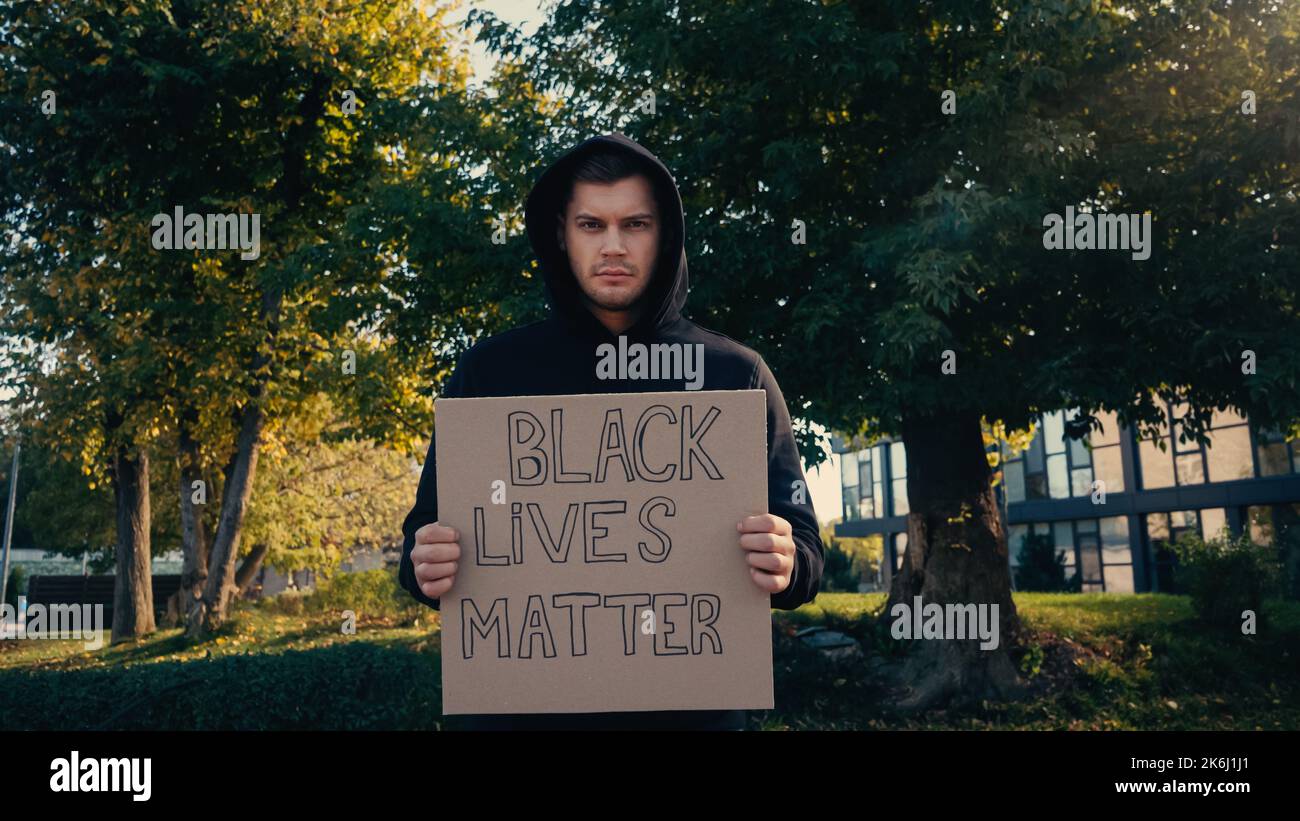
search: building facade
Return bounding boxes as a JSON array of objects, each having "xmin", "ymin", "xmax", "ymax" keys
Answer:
[{"xmin": 833, "ymin": 405, "xmax": 1300, "ymax": 593}]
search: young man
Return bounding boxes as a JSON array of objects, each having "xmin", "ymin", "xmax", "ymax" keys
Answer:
[{"xmin": 399, "ymin": 133, "xmax": 823, "ymax": 730}]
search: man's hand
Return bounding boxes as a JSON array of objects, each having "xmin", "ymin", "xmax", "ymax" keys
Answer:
[
  {"xmin": 411, "ymin": 522, "xmax": 460, "ymax": 599},
  {"xmin": 737, "ymin": 513, "xmax": 795, "ymax": 594}
]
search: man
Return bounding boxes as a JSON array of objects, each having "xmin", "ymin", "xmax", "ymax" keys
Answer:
[{"xmin": 399, "ymin": 132, "xmax": 823, "ymax": 730}]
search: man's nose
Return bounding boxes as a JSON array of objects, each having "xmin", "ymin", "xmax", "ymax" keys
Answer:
[{"xmin": 600, "ymin": 226, "xmax": 628, "ymax": 254}]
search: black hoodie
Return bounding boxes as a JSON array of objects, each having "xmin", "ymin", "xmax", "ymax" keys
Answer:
[{"xmin": 398, "ymin": 133, "xmax": 824, "ymax": 730}]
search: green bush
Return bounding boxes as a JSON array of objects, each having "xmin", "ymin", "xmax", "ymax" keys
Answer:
[
  {"xmin": 307, "ymin": 567, "xmax": 420, "ymax": 618},
  {"xmin": 1014, "ymin": 532, "xmax": 1080, "ymax": 592},
  {"xmin": 256, "ymin": 588, "xmax": 309, "ymax": 616},
  {"xmin": 1171, "ymin": 531, "xmax": 1282, "ymax": 629},
  {"xmin": 821, "ymin": 539, "xmax": 860, "ymax": 592},
  {"xmin": 253, "ymin": 567, "xmax": 420, "ymax": 619},
  {"xmin": 820, "ymin": 535, "xmax": 882, "ymax": 592},
  {"xmin": 4, "ymin": 565, "xmax": 27, "ymax": 607},
  {"xmin": 1277, "ymin": 527, "xmax": 1300, "ymax": 601},
  {"xmin": 0, "ymin": 642, "xmax": 442, "ymax": 730}
]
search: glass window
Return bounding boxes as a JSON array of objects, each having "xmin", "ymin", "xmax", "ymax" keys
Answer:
[
  {"xmin": 842, "ymin": 487, "xmax": 859, "ymax": 521},
  {"xmin": 1025, "ymin": 470, "xmax": 1048, "ymax": 500},
  {"xmin": 1256, "ymin": 431, "xmax": 1293, "ymax": 476},
  {"xmin": 858, "ymin": 493, "xmax": 875, "ymax": 520},
  {"xmin": 1070, "ymin": 466, "xmax": 1093, "ymax": 497},
  {"xmin": 1069, "ymin": 436, "xmax": 1090, "ymax": 467},
  {"xmin": 1043, "ymin": 411, "xmax": 1066, "ymax": 455},
  {"xmin": 1259, "ymin": 442, "xmax": 1290, "ymax": 475},
  {"xmin": 1171, "ymin": 402, "xmax": 1198, "ymax": 453},
  {"xmin": 891, "ymin": 478, "xmax": 909, "ymax": 516},
  {"xmin": 840, "ymin": 451, "xmax": 859, "ymax": 488},
  {"xmin": 872, "ymin": 481, "xmax": 885, "ymax": 520},
  {"xmin": 1103, "ymin": 564, "xmax": 1135, "ymax": 593},
  {"xmin": 872, "ymin": 449, "xmax": 883, "ymax": 483},
  {"xmin": 1090, "ymin": 411, "xmax": 1121, "ymax": 447},
  {"xmin": 1079, "ymin": 534, "xmax": 1102, "ymax": 582},
  {"xmin": 1204, "ymin": 425, "xmax": 1254, "ymax": 482},
  {"xmin": 1175, "ymin": 452, "xmax": 1205, "ymax": 485},
  {"xmin": 1025, "ymin": 431, "xmax": 1045, "ymax": 474},
  {"xmin": 1092, "ymin": 446, "xmax": 1124, "ymax": 494},
  {"xmin": 1008, "ymin": 524, "xmax": 1029, "ymax": 566},
  {"xmin": 1247, "ymin": 506, "xmax": 1274, "ymax": 545},
  {"xmin": 1146, "ymin": 512, "xmax": 1180, "ymax": 592},
  {"xmin": 1200, "ymin": 507, "xmax": 1227, "ymax": 540},
  {"xmin": 1211, "ymin": 408, "xmax": 1248, "ymax": 428},
  {"xmin": 1170, "ymin": 510, "xmax": 1199, "ymax": 530},
  {"xmin": 1004, "ymin": 460, "xmax": 1025, "ymax": 504},
  {"xmin": 1174, "ymin": 432, "xmax": 1200, "ymax": 454},
  {"xmin": 858, "ymin": 452, "xmax": 872, "ymax": 491},
  {"xmin": 1047, "ymin": 453, "xmax": 1069, "ymax": 499},
  {"xmin": 1146, "ymin": 512, "xmax": 1170, "ymax": 541},
  {"xmin": 1100, "ymin": 516, "xmax": 1130, "ymax": 564},
  {"xmin": 1139, "ymin": 437, "xmax": 1176, "ymax": 489},
  {"xmin": 1053, "ymin": 521, "xmax": 1075, "ymax": 566},
  {"xmin": 889, "ymin": 442, "xmax": 906, "ymax": 479}
]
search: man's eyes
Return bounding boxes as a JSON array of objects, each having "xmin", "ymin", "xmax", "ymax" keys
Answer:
[{"xmin": 578, "ymin": 220, "xmax": 650, "ymax": 229}]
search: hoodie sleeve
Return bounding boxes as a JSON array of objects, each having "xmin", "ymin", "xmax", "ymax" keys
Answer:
[
  {"xmin": 398, "ymin": 355, "xmax": 472, "ymax": 611},
  {"xmin": 750, "ymin": 356, "xmax": 824, "ymax": 611}
]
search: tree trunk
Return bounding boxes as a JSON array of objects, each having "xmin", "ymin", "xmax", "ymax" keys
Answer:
[
  {"xmin": 880, "ymin": 412, "xmax": 1025, "ymax": 710},
  {"xmin": 235, "ymin": 542, "xmax": 269, "ymax": 597},
  {"xmin": 177, "ymin": 408, "xmax": 208, "ymax": 622},
  {"xmin": 186, "ymin": 399, "xmax": 267, "ymax": 638},
  {"xmin": 184, "ymin": 74, "xmax": 316, "ymax": 638},
  {"xmin": 111, "ymin": 445, "xmax": 155, "ymax": 643}
]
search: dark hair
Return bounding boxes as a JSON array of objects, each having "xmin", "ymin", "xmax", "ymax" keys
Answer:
[{"xmin": 558, "ymin": 148, "xmax": 664, "ymax": 217}]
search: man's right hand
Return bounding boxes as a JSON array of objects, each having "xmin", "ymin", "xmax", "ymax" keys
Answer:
[{"xmin": 411, "ymin": 522, "xmax": 460, "ymax": 599}]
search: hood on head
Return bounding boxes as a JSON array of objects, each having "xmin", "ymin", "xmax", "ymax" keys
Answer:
[{"xmin": 524, "ymin": 132, "xmax": 688, "ymax": 338}]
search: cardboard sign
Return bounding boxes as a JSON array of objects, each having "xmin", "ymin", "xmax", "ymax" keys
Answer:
[{"xmin": 434, "ymin": 390, "xmax": 774, "ymax": 714}]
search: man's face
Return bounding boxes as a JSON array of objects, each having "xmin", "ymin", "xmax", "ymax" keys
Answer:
[{"xmin": 557, "ymin": 175, "xmax": 660, "ymax": 322}]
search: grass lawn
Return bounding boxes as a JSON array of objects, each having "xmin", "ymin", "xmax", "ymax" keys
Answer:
[{"xmin": 2, "ymin": 582, "xmax": 1296, "ymax": 730}]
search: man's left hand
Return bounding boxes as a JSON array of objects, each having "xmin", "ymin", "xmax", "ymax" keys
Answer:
[{"xmin": 737, "ymin": 513, "xmax": 796, "ymax": 594}]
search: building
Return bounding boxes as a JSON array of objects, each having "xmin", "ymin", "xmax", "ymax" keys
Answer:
[{"xmin": 832, "ymin": 404, "xmax": 1300, "ymax": 593}]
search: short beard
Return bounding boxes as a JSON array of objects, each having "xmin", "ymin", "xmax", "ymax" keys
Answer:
[{"xmin": 582, "ymin": 289, "xmax": 643, "ymax": 312}]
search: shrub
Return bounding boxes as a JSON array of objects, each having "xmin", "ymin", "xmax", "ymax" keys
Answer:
[
  {"xmin": 821, "ymin": 540, "xmax": 859, "ymax": 592},
  {"xmin": 306, "ymin": 567, "xmax": 421, "ymax": 619},
  {"xmin": 257, "ymin": 588, "xmax": 309, "ymax": 616},
  {"xmin": 4, "ymin": 565, "xmax": 27, "ymax": 607},
  {"xmin": 820, "ymin": 535, "xmax": 882, "ymax": 592},
  {"xmin": 0, "ymin": 642, "xmax": 442, "ymax": 730},
  {"xmin": 1277, "ymin": 527, "xmax": 1300, "ymax": 601},
  {"xmin": 1014, "ymin": 532, "xmax": 1080, "ymax": 592},
  {"xmin": 1170, "ymin": 531, "xmax": 1282, "ymax": 629}
]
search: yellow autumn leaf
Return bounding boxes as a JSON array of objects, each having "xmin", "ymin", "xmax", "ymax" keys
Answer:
[{"xmin": 91, "ymin": 54, "xmax": 110, "ymax": 66}]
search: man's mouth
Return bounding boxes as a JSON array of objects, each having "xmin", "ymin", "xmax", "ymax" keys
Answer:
[{"xmin": 596, "ymin": 267, "xmax": 631, "ymax": 277}]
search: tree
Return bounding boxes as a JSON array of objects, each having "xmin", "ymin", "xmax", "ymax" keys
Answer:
[
  {"xmin": 478, "ymin": 0, "xmax": 1300, "ymax": 708},
  {"xmin": 0, "ymin": 0, "xmax": 495, "ymax": 639}
]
